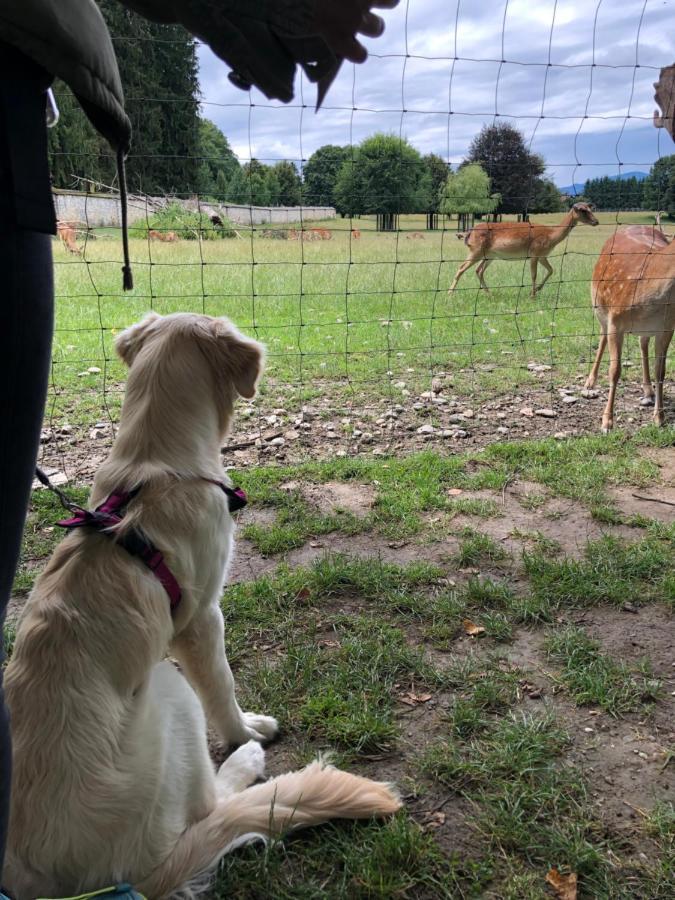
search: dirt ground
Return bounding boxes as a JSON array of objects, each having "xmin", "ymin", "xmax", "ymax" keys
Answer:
[{"xmin": 36, "ymin": 377, "xmax": 674, "ymax": 483}]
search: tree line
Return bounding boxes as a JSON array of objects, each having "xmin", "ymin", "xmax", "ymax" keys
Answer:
[
  {"xmin": 50, "ymin": 4, "xmax": 672, "ymax": 217},
  {"xmin": 580, "ymin": 158, "xmax": 675, "ymax": 217}
]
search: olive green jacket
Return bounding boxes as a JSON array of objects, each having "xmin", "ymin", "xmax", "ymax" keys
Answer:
[{"xmin": 0, "ymin": 0, "xmax": 336, "ymax": 152}]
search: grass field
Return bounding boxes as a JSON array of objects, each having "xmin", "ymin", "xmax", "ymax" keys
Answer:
[{"xmin": 51, "ymin": 210, "xmax": 666, "ymax": 427}]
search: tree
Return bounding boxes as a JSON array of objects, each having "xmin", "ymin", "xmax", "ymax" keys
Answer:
[
  {"xmin": 273, "ymin": 161, "xmax": 302, "ymax": 206},
  {"xmin": 438, "ymin": 164, "xmax": 499, "ymax": 215},
  {"xmin": 196, "ymin": 118, "xmax": 239, "ymax": 199},
  {"xmin": 48, "ymin": 84, "xmax": 106, "ymax": 189},
  {"xmin": 422, "ymin": 153, "xmax": 450, "ymax": 211},
  {"xmin": 642, "ymin": 156, "xmax": 675, "ymax": 216},
  {"xmin": 49, "ymin": 2, "xmax": 201, "ymax": 194},
  {"xmin": 333, "ymin": 133, "xmax": 431, "ymax": 217},
  {"xmin": 302, "ymin": 145, "xmax": 350, "ymax": 207},
  {"xmin": 530, "ymin": 178, "xmax": 564, "ymax": 213},
  {"xmin": 465, "ymin": 123, "xmax": 545, "ymax": 214},
  {"xmin": 584, "ymin": 175, "xmax": 644, "ymax": 211}
]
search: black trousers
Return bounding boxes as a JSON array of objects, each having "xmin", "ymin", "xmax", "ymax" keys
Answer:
[
  {"xmin": 0, "ymin": 42, "xmax": 56, "ymax": 881},
  {"xmin": 0, "ymin": 231, "xmax": 54, "ymax": 879}
]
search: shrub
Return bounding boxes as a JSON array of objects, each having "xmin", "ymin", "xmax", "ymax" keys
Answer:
[{"xmin": 131, "ymin": 201, "xmax": 236, "ymax": 240}]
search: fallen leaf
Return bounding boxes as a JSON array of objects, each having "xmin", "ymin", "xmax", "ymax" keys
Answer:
[
  {"xmin": 423, "ymin": 811, "xmax": 446, "ymax": 829},
  {"xmin": 295, "ymin": 587, "xmax": 311, "ymax": 601},
  {"xmin": 546, "ymin": 867, "xmax": 578, "ymax": 900},
  {"xmin": 317, "ymin": 639, "xmax": 341, "ymax": 649},
  {"xmin": 463, "ymin": 619, "xmax": 486, "ymax": 637},
  {"xmin": 398, "ymin": 691, "xmax": 433, "ymax": 706}
]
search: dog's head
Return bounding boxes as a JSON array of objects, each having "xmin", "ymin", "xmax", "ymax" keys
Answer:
[{"xmin": 115, "ymin": 312, "xmax": 264, "ymax": 434}]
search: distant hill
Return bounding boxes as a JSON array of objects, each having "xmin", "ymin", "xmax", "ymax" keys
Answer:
[{"xmin": 559, "ymin": 171, "xmax": 648, "ymax": 196}]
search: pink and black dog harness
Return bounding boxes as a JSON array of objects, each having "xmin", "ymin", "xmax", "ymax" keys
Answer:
[{"xmin": 57, "ymin": 480, "xmax": 247, "ymax": 614}]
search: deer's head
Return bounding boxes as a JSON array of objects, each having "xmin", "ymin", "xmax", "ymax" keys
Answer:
[{"xmin": 571, "ymin": 203, "xmax": 599, "ymax": 226}]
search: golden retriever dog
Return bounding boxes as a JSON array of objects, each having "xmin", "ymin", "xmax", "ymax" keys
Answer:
[{"xmin": 3, "ymin": 312, "xmax": 400, "ymax": 899}]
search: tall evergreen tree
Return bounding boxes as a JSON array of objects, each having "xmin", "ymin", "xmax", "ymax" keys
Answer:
[
  {"xmin": 196, "ymin": 118, "xmax": 240, "ymax": 199},
  {"xmin": 49, "ymin": 2, "xmax": 201, "ymax": 194},
  {"xmin": 642, "ymin": 156, "xmax": 675, "ymax": 215}
]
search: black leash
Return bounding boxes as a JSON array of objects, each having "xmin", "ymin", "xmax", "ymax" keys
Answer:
[{"xmin": 34, "ymin": 466, "xmax": 81, "ymax": 513}]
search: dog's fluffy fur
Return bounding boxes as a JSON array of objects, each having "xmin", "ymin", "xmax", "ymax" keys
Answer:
[{"xmin": 4, "ymin": 313, "xmax": 400, "ymax": 899}]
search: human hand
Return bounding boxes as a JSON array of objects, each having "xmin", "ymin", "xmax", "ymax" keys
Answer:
[{"xmin": 311, "ymin": 0, "xmax": 399, "ymax": 64}]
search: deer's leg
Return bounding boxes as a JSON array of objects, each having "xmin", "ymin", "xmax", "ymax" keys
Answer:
[
  {"xmin": 476, "ymin": 259, "xmax": 493, "ymax": 292},
  {"xmin": 602, "ymin": 327, "xmax": 624, "ymax": 433},
  {"xmin": 536, "ymin": 257, "xmax": 554, "ymax": 293},
  {"xmin": 529, "ymin": 257, "xmax": 539, "ymax": 296},
  {"xmin": 653, "ymin": 328, "xmax": 673, "ymax": 426},
  {"xmin": 639, "ymin": 335, "xmax": 654, "ymax": 406},
  {"xmin": 448, "ymin": 256, "xmax": 478, "ymax": 293},
  {"xmin": 585, "ymin": 333, "xmax": 607, "ymax": 389}
]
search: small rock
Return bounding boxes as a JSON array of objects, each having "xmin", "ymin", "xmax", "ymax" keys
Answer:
[
  {"xmin": 283, "ymin": 429, "xmax": 300, "ymax": 440},
  {"xmin": 580, "ymin": 389, "xmax": 599, "ymax": 399},
  {"xmin": 394, "ymin": 381, "xmax": 406, "ymax": 389},
  {"xmin": 87, "ymin": 366, "xmax": 101, "ymax": 374},
  {"xmin": 417, "ymin": 424, "xmax": 435, "ymax": 435},
  {"xmin": 413, "ymin": 402, "xmax": 425, "ymax": 411},
  {"xmin": 554, "ymin": 431, "xmax": 569, "ymax": 440},
  {"xmin": 420, "ymin": 391, "xmax": 433, "ymax": 400},
  {"xmin": 360, "ymin": 432, "xmax": 373, "ymax": 444},
  {"xmin": 431, "ymin": 378, "xmax": 444, "ymax": 394},
  {"xmin": 240, "ymin": 408, "xmax": 254, "ymax": 419},
  {"xmin": 269, "ymin": 437, "xmax": 285, "ymax": 447},
  {"xmin": 454, "ymin": 429, "xmax": 469, "ymax": 438},
  {"xmin": 462, "ymin": 409, "xmax": 475, "ymax": 418},
  {"xmin": 520, "ymin": 407, "xmax": 534, "ymax": 417},
  {"xmin": 448, "ymin": 413, "xmax": 465, "ymax": 424},
  {"xmin": 562, "ymin": 395, "xmax": 578, "ymax": 404},
  {"xmin": 496, "ymin": 426, "xmax": 509, "ymax": 434},
  {"xmin": 622, "ymin": 602, "xmax": 638, "ymax": 614},
  {"xmin": 527, "ymin": 362, "xmax": 552, "ymax": 372},
  {"xmin": 535, "ymin": 408, "xmax": 557, "ymax": 418}
]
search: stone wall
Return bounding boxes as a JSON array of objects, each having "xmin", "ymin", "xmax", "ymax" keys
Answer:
[{"xmin": 53, "ymin": 191, "xmax": 335, "ymax": 228}]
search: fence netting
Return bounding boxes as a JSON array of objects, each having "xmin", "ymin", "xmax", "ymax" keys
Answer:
[{"xmin": 40, "ymin": 0, "xmax": 674, "ymax": 483}]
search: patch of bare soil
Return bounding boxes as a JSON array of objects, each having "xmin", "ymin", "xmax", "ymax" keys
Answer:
[{"xmin": 281, "ymin": 480, "xmax": 375, "ymax": 518}]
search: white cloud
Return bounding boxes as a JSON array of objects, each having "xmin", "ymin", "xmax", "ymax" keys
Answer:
[{"xmin": 197, "ymin": 0, "xmax": 675, "ymax": 186}]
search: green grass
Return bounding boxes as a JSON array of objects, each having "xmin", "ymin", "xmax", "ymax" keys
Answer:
[
  {"xmin": 524, "ymin": 528, "xmax": 675, "ymax": 613},
  {"xmin": 231, "ymin": 430, "xmax": 670, "ymax": 554},
  {"xmin": 13, "ymin": 485, "xmax": 89, "ymax": 593},
  {"xmin": 544, "ymin": 627, "xmax": 662, "ymax": 715},
  {"xmin": 455, "ymin": 528, "xmax": 508, "ymax": 567},
  {"xmin": 50, "ymin": 210, "xmax": 668, "ymax": 426}
]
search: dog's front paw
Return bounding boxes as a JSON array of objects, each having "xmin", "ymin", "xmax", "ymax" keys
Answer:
[{"xmin": 239, "ymin": 712, "xmax": 279, "ymax": 744}]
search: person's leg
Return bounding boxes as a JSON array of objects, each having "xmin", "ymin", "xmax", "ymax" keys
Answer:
[{"xmin": 0, "ymin": 226, "xmax": 54, "ymax": 879}]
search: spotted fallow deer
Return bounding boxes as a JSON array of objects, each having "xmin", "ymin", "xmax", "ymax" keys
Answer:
[
  {"xmin": 586, "ymin": 225, "xmax": 675, "ymax": 432},
  {"xmin": 448, "ymin": 203, "xmax": 599, "ymax": 296}
]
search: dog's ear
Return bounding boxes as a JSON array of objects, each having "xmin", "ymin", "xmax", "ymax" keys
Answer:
[
  {"xmin": 209, "ymin": 319, "xmax": 265, "ymax": 399},
  {"xmin": 115, "ymin": 312, "xmax": 162, "ymax": 366}
]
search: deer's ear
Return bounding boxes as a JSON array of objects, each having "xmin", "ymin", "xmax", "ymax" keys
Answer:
[
  {"xmin": 115, "ymin": 312, "xmax": 162, "ymax": 366},
  {"xmin": 208, "ymin": 319, "xmax": 265, "ymax": 399}
]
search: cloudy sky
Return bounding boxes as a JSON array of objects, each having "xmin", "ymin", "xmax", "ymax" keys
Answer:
[{"xmin": 198, "ymin": 0, "xmax": 675, "ymax": 188}]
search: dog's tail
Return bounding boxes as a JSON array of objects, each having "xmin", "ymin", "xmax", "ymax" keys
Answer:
[{"xmin": 136, "ymin": 760, "xmax": 400, "ymax": 899}]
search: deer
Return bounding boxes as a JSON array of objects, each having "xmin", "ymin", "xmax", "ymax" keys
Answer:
[
  {"xmin": 448, "ymin": 203, "xmax": 599, "ymax": 297},
  {"xmin": 56, "ymin": 220, "xmax": 83, "ymax": 256},
  {"xmin": 585, "ymin": 225, "xmax": 675, "ymax": 432}
]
